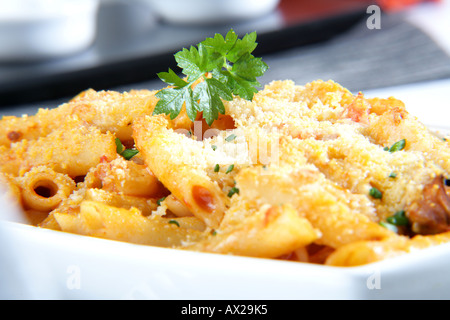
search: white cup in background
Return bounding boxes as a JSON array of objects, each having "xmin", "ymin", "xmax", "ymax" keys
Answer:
[{"xmin": 0, "ymin": 0, "xmax": 100, "ymax": 61}]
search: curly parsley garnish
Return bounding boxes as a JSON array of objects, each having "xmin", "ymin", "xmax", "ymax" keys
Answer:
[{"xmin": 153, "ymin": 29, "xmax": 268, "ymax": 125}]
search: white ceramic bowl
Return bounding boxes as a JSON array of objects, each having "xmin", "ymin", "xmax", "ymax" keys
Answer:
[
  {"xmin": 146, "ymin": 0, "xmax": 280, "ymax": 25},
  {"xmin": 2, "ymin": 80, "xmax": 450, "ymax": 300},
  {"xmin": 0, "ymin": 0, "xmax": 99, "ymax": 61},
  {"xmin": 1, "ymin": 215, "xmax": 450, "ymax": 300}
]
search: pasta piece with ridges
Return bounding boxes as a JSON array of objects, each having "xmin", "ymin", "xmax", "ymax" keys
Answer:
[
  {"xmin": 53, "ymin": 200, "xmax": 205, "ymax": 247},
  {"xmin": 233, "ymin": 164, "xmax": 395, "ymax": 249},
  {"xmin": 19, "ymin": 166, "xmax": 76, "ymax": 212},
  {"xmin": 325, "ymin": 231, "xmax": 450, "ymax": 266},
  {"xmin": 185, "ymin": 203, "xmax": 319, "ymax": 258},
  {"xmin": 133, "ymin": 115, "xmax": 227, "ymax": 229},
  {"xmin": 0, "ymin": 88, "xmax": 158, "ymax": 147},
  {"xmin": 4, "ymin": 118, "xmax": 117, "ymax": 178}
]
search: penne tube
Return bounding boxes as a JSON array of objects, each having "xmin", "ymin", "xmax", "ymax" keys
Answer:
[
  {"xmin": 234, "ymin": 164, "xmax": 394, "ymax": 249},
  {"xmin": 8, "ymin": 119, "xmax": 117, "ymax": 178},
  {"xmin": 366, "ymin": 103, "xmax": 450, "ymax": 173},
  {"xmin": 83, "ymin": 188, "xmax": 158, "ymax": 217},
  {"xmin": 0, "ymin": 88, "xmax": 158, "ymax": 147},
  {"xmin": 133, "ymin": 115, "xmax": 227, "ymax": 229},
  {"xmin": 69, "ymin": 88, "xmax": 158, "ymax": 141},
  {"xmin": 87, "ymin": 156, "xmax": 167, "ymax": 198},
  {"xmin": 19, "ymin": 166, "xmax": 76, "ymax": 212},
  {"xmin": 0, "ymin": 106, "xmax": 73, "ymax": 147},
  {"xmin": 164, "ymin": 194, "xmax": 193, "ymax": 217},
  {"xmin": 325, "ymin": 231, "xmax": 450, "ymax": 267},
  {"xmin": 53, "ymin": 200, "xmax": 205, "ymax": 247},
  {"xmin": 185, "ymin": 203, "xmax": 319, "ymax": 258}
]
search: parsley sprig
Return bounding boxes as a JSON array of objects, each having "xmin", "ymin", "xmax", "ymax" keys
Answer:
[
  {"xmin": 153, "ymin": 29, "xmax": 268, "ymax": 125},
  {"xmin": 115, "ymin": 138, "xmax": 139, "ymax": 160}
]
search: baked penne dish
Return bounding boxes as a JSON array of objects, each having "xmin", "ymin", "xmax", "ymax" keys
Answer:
[
  {"xmin": 1, "ymin": 30, "xmax": 450, "ymax": 268},
  {"xmin": 2, "ymin": 78, "xmax": 450, "ymax": 267}
]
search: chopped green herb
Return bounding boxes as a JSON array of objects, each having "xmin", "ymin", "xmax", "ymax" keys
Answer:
[
  {"xmin": 153, "ymin": 29, "xmax": 268, "ymax": 125},
  {"xmin": 157, "ymin": 197, "xmax": 166, "ymax": 206},
  {"xmin": 214, "ymin": 164, "xmax": 220, "ymax": 172},
  {"xmin": 388, "ymin": 139, "xmax": 406, "ymax": 152},
  {"xmin": 121, "ymin": 149, "xmax": 139, "ymax": 160},
  {"xmin": 225, "ymin": 133, "xmax": 237, "ymax": 142},
  {"xmin": 225, "ymin": 164, "xmax": 234, "ymax": 173},
  {"xmin": 369, "ymin": 187, "xmax": 382, "ymax": 199},
  {"xmin": 227, "ymin": 186, "xmax": 239, "ymax": 197},
  {"xmin": 115, "ymin": 137, "xmax": 124, "ymax": 154},
  {"xmin": 115, "ymin": 137, "xmax": 139, "ymax": 160},
  {"xmin": 211, "ymin": 145, "xmax": 217, "ymax": 151},
  {"xmin": 168, "ymin": 219, "xmax": 180, "ymax": 227},
  {"xmin": 389, "ymin": 172, "xmax": 397, "ymax": 178},
  {"xmin": 386, "ymin": 210, "xmax": 409, "ymax": 226}
]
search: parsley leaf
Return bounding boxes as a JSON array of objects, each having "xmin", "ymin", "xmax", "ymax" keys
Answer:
[
  {"xmin": 369, "ymin": 187, "xmax": 382, "ymax": 199},
  {"xmin": 157, "ymin": 197, "xmax": 166, "ymax": 206},
  {"xmin": 168, "ymin": 219, "xmax": 180, "ymax": 227},
  {"xmin": 388, "ymin": 139, "xmax": 406, "ymax": 152},
  {"xmin": 157, "ymin": 68, "xmax": 188, "ymax": 88},
  {"xmin": 153, "ymin": 29, "xmax": 268, "ymax": 125},
  {"xmin": 115, "ymin": 137, "xmax": 124, "ymax": 154},
  {"xmin": 115, "ymin": 138, "xmax": 139, "ymax": 160},
  {"xmin": 386, "ymin": 210, "xmax": 409, "ymax": 226},
  {"xmin": 225, "ymin": 133, "xmax": 237, "ymax": 142},
  {"xmin": 194, "ymin": 79, "xmax": 229, "ymax": 125},
  {"xmin": 225, "ymin": 164, "xmax": 234, "ymax": 174},
  {"xmin": 121, "ymin": 149, "xmax": 139, "ymax": 160},
  {"xmin": 227, "ymin": 186, "xmax": 239, "ymax": 198}
]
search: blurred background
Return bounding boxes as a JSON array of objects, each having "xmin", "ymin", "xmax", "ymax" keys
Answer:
[{"xmin": 0, "ymin": 0, "xmax": 449, "ymax": 115}]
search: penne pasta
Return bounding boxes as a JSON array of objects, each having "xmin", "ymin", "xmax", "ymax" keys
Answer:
[
  {"xmin": 233, "ymin": 164, "xmax": 394, "ymax": 249},
  {"xmin": 325, "ymin": 231, "xmax": 450, "ymax": 267},
  {"xmin": 2, "ymin": 76, "xmax": 450, "ymax": 268},
  {"xmin": 3, "ymin": 119, "xmax": 117, "ymax": 178},
  {"xmin": 54, "ymin": 200, "xmax": 205, "ymax": 247},
  {"xmin": 18, "ymin": 166, "xmax": 76, "ymax": 213},
  {"xmin": 133, "ymin": 115, "xmax": 227, "ymax": 229},
  {"xmin": 85, "ymin": 155, "xmax": 167, "ymax": 198},
  {"xmin": 186, "ymin": 203, "xmax": 319, "ymax": 258},
  {"xmin": 0, "ymin": 88, "xmax": 158, "ymax": 147}
]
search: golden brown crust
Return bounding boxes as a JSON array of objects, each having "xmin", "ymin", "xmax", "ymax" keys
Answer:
[{"xmin": 2, "ymin": 80, "xmax": 450, "ymax": 266}]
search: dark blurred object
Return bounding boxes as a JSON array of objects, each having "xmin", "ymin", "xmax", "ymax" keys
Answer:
[
  {"xmin": 377, "ymin": 0, "xmax": 441, "ymax": 12},
  {"xmin": 0, "ymin": 0, "xmax": 372, "ymax": 108},
  {"xmin": 280, "ymin": 0, "xmax": 372, "ymax": 24}
]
